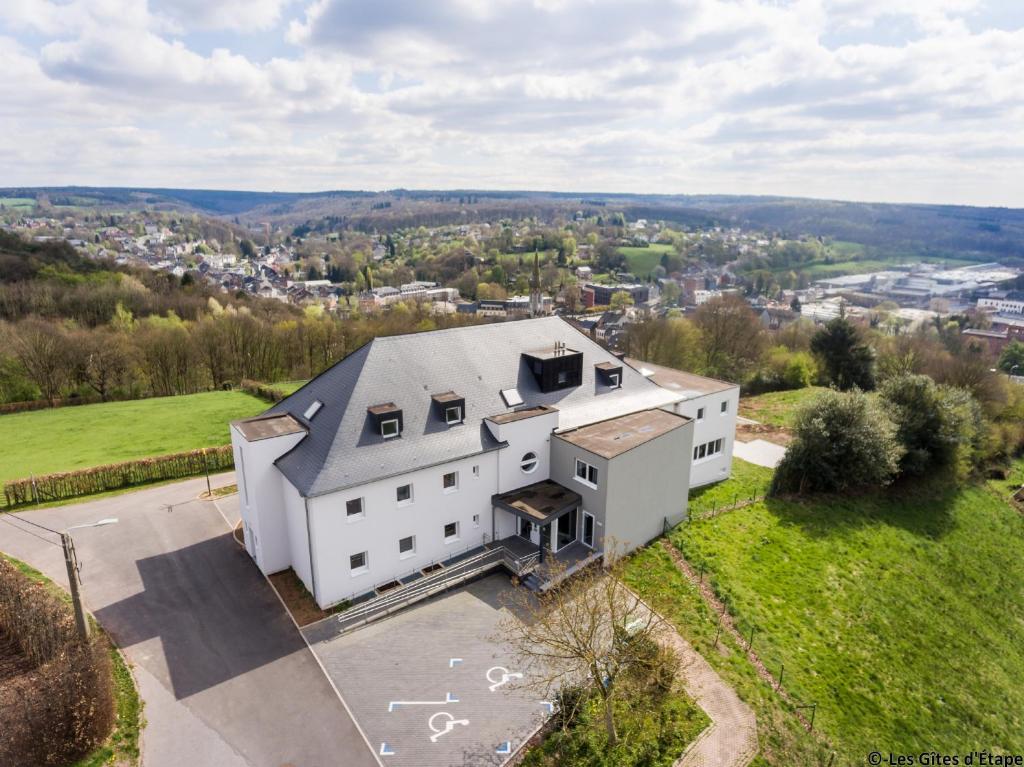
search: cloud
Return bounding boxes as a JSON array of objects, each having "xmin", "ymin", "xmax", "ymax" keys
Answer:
[{"xmin": 0, "ymin": 0, "xmax": 1021, "ymax": 205}]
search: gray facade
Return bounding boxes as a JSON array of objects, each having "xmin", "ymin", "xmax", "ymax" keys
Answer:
[{"xmin": 550, "ymin": 418, "xmax": 694, "ymax": 557}]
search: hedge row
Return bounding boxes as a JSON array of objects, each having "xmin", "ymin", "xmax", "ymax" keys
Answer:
[
  {"xmin": 239, "ymin": 378, "xmax": 288, "ymax": 404},
  {"xmin": 2, "ymin": 445, "xmax": 234, "ymax": 508},
  {"xmin": 0, "ymin": 558, "xmax": 115, "ymax": 766}
]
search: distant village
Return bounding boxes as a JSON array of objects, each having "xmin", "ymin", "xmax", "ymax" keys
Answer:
[{"xmin": 4, "ymin": 207, "xmax": 1023, "ymax": 357}]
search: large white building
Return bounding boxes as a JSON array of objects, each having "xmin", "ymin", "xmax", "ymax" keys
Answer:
[{"xmin": 230, "ymin": 317, "xmax": 737, "ymax": 610}]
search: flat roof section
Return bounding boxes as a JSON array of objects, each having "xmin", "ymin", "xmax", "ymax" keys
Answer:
[
  {"xmin": 556, "ymin": 409, "xmax": 688, "ymax": 459},
  {"xmin": 485, "ymin": 405, "xmax": 558, "ymax": 425},
  {"xmin": 493, "ymin": 479, "xmax": 581, "ymax": 522},
  {"xmin": 233, "ymin": 414, "xmax": 307, "ymax": 442},
  {"xmin": 625, "ymin": 358, "xmax": 737, "ymax": 396}
]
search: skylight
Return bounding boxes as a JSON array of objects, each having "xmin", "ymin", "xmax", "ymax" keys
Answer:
[
  {"xmin": 303, "ymin": 400, "xmax": 323, "ymax": 420},
  {"xmin": 500, "ymin": 388, "xmax": 523, "ymax": 407}
]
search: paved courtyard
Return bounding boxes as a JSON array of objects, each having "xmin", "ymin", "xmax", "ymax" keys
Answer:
[{"xmin": 303, "ymin": 575, "xmax": 549, "ymax": 767}]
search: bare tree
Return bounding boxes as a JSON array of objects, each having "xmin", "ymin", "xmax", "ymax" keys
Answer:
[
  {"xmin": 496, "ymin": 552, "xmax": 675, "ymax": 745},
  {"xmin": 10, "ymin": 318, "xmax": 71, "ymax": 403},
  {"xmin": 692, "ymin": 293, "xmax": 766, "ymax": 381}
]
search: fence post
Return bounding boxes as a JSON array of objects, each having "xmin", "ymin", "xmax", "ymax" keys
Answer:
[
  {"xmin": 747, "ymin": 625, "xmax": 756, "ymax": 651},
  {"xmin": 713, "ymin": 613, "xmax": 723, "ymax": 648},
  {"xmin": 777, "ymin": 662, "xmax": 784, "ymax": 690},
  {"xmin": 699, "ymin": 564, "xmax": 704, "ymax": 584}
]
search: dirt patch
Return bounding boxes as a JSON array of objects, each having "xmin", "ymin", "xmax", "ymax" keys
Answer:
[
  {"xmin": 268, "ymin": 568, "xmax": 346, "ymax": 627},
  {"xmin": 0, "ymin": 628, "xmax": 34, "ymax": 683},
  {"xmin": 736, "ymin": 422, "xmax": 792, "ymax": 446}
]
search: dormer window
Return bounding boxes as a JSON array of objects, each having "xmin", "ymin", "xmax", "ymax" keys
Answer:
[
  {"xmin": 523, "ymin": 344, "xmax": 583, "ymax": 393},
  {"xmin": 595, "ymin": 362, "xmax": 623, "ymax": 388},
  {"xmin": 431, "ymin": 391, "xmax": 466, "ymax": 426},
  {"xmin": 368, "ymin": 403, "xmax": 403, "ymax": 439}
]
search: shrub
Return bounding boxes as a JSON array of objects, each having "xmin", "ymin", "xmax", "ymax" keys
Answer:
[
  {"xmin": 747, "ymin": 346, "xmax": 816, "ymax": 393},
  {"xmin": 0, "ymin": 558, "xmax": 115, "ymax": 766},
  {"xmin": 880, "ymin": 374, "xmax": 984, "ymax": 479},
  {"xmin": 771, "ymin": 388, "xmax": 903, "ymax": 495},
  {"xmin": 239, "ymin": 379, "xmax": 287, "ymax": 404}
]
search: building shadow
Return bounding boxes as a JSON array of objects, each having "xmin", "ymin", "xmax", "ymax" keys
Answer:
[{"xmin": 94, "ymin": 533, "xmax": 303, "ymax": 700}]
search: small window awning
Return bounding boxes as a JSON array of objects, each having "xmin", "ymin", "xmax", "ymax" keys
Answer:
[{"xmin": 492, "ymin": 480, "xmax": 581, "ymax": 523}]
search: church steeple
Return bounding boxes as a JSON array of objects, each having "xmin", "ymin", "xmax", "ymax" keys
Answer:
[{"xmin": 529, "ymin": 248, "xmax": 542, "ymax": 317}]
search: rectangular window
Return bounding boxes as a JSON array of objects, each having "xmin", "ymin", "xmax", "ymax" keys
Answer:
[
  {"xmin": 608, "ymin": 373, "xmax": 620, "ymax": 387},
  {"xmin": 472, "ymin": 465, "xmax": 480, "ymax": 477},
  {"xmin": 696, "ymin": 407, "xmax": 705, "ymax": 421},
  {"xmin": 715, "ymin": 438, "xmax": 723, "ymax": 453},
  {"xmin": 720, "ymin": 400, "xmax": 729, "ymax": 414},
  {"xmin": 350, "ymin": 551, "xmax": 368, "ymax": 573},
  {"xmin": 574, "ymin": 458, "xmax": 598, "ymax": 487},
  {"xmin": 693, "ymin": 446, "xmax": 699, "ymax": 461},
  {"xmin": 445, "ymin": 405, "xmax": 462, "ymax": 424},
  {"xmin": 698, "ymin": 443, "xmax": 707, "ymax": 459},
  {"xmin": 472, "ymin": 514, "xmax": 480, "ymax": 527},
  {"xmin": 443, "ymin": 471, "xmax": 459, "ymax": 492},
  {"xmin": 396, "ymin": 484, "xmax": 413, "ymax": 505},
  {"xmin": 346, "ymin": 498, "xmax": 364, "ymax": 518},
  {"xmin": 399, "ymin": 535, "xmax": 415, "ymax": 556},
  {"xmin": 444, "ymin": 522, "xmax": 459, "ymax": 542},
  {"xmin": 381, "ymin": 418, "xmax": 400, "ymax": 438}
]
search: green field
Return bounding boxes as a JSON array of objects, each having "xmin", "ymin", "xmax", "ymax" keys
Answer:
[
  {"xmin": 738, "ymin": 387, "xmax": 828, "ymax": 428},
  {"xmin": 617, "ymin": 243, "xmax": 675, "ymax": 277},
  {"xmin": 628, "ymin": 461, "xmax": 1024, "ymax": 764},
  {"xmin": 0, "ymin": 391, "xmax": 266, "ymax": 484},
  {"xmin": 0, "ymin": 197, "xmax": 35, "ymax": 210}
]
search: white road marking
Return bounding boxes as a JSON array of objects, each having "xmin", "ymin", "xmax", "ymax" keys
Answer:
[
  {"xmin": 486, "ymin": 666, "xmax": 523, "ymax": 692},
  {"xmin": 388, "ymin": 692, "xmax": 459, "ymax": 712},
  {"xmin": 428, "ymin": 712, "xmax": 470, "ymax": 743}
]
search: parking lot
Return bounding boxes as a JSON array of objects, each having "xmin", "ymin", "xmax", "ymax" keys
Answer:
[{"xmin": 303, "ymin": 575, "xmax": 549, "ymax": 767}]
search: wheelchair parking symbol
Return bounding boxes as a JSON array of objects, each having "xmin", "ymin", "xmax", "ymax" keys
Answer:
[
  {"xmin": 428, "ymin": 711, "xmax": 470, "ymax": 742},
  {"xmin": 486, "ymin": 665, "xmax": 523, "ymax": 692}
]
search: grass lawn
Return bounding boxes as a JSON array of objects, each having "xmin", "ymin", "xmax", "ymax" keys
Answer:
[
  {"xmin": 0, "ymin": 391, "xmax": 265, "ymax": 484},
  {"xmin": 0, "ymin": 197, "xmax": 36, "ymax": 210},
  {"xmin": 656, "ymin": 465, "xmax": 1024, "ymax": 763},
  {"xmin": 617, "ymin": 243, "xmax": 674, "ymax": 278},
  {"xmin": 738, "ymin": 387, "xmax": 829, "ymax": 428},
  {"xmin": 689, "ymin": 459, "xmax": 774, "ymax": 516},
  {"xmin": 272, "ymin": 380, "xmax": 309, "ymax": 395}
]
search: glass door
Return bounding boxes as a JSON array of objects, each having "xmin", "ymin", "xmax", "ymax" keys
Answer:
[
  {"xmin": 555, "ymin": 507, "xmax": 578, "ymax": 551},
  {"xmin": 582, "ymin": 512, "xmax": 594, "ymax": 548}
]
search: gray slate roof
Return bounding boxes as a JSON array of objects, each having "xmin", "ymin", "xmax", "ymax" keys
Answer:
[{"xmin": 267, "ymin": 316, "xmax": 674, "ymax": 497}]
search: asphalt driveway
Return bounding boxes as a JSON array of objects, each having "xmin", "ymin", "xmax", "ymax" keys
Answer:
[{"xmin": 0, "ymin": 475, "xmax": 379, "ymax": 767}]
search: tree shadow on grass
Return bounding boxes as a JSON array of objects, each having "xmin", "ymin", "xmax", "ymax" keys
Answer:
[{"xmin": 763, "ymin": 475, "xmax": 961, "ymax": 542}]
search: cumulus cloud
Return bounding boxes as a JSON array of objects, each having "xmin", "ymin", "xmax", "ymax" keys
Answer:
[{"xmin": 0, "ymin": 0, "xmax": 1022, "ymax": 205}]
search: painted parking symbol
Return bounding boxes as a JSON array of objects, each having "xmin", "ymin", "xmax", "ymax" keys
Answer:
[
  {"xmin": 428, "ymin": 711, "xmax": 470, "ymax": 742},
  {"xmin": 486, "ymin": 665, "xmax": 523, "ymax": 692}
]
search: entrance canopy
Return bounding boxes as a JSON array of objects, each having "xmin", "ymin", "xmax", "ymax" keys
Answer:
[{"xmin": 492, "ymin": 480, "xmax": 581, "ymax": 524}]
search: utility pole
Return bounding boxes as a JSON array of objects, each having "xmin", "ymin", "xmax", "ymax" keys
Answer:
[{"xmin": 61, "ymin": 532, "xmax": 90, "ymax": 641}]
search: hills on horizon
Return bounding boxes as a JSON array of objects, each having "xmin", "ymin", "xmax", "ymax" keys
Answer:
[{"xmin": 4, "ymin": 185, "xmax": 1024, "ymax": 262}]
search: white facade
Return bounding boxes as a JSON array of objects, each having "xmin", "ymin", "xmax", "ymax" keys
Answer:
[
  {"xmin": 978, "ymin": 296, "xmax": 1024, "ymax": 315},
  {"xmin": 668, "ymin": 388, "xmax": 739, "ymax": 487}
]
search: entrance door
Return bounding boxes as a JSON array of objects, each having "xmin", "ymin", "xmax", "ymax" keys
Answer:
[
  {"xmin": 519, "ymin": 516, "xmax": 533, "ymax": 541},
  {"xmin": 555, "ymin": 507, "xmax": 578, "ymax": 552},
  {"xmin": 582, "ymin": 512, "xmax": 595, "ymax": 548}
]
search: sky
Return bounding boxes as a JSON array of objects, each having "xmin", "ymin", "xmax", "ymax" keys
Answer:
[{"xmin": 1, "ymin": 0, "xmax": 1023, "ymax": 207}]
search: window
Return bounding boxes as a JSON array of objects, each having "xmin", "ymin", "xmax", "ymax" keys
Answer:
[
  {"xmin": 608, "ymin": 372, "xmax": 620, "ymax": 387},
  {"xmin": 557, "ymin": 370, "xmax": 569, "ymax": 385},
  {"xmin": 693, "ymin": 439, "xmax": 725, "ymax": 463},
  {"xmin": 399, "ymin": 535, "xmax": 415, "ymax": 557},
  {"xmin": 520, "ymin": 452, "xmax": 539, "ymax": 474},
  {"xmin": 303, "ymin": 400, "xmax": 323, "ymax": 420},
  {"xmin": 472, "ymin": 465, "xmax": 480, "ymax": 477},
  {"xmin": 396, "ymin": 484, "xmax": 413, "ymax": 505},
  {"xmin": 472, "ymin": 514, "xmax": 480, "ymax": 527},
  {"xmin": 696, "ymin": 407, "xmax": 705, "ymax": 422},
  {"xmin": 443, "ymin": 471, "xmax": 459, "ymax": 492},
  {"xmin": 445, "ymin": 405, "xmax": 462, "ymax": 425},
  {"xmin": 500, "ymin": 387, "xmax": 523, "ymax": 407},
  {"xmin": 381, "ymin": 418, "xmax": 400, "ymax": 439},
  {"xmin": 721, "ymin": 400, "xmax": 729, "ymax": 414},
  {"xmin": 444, "ymin": 522, "xmax": 459, "ymax": 542},
  {"xmin": 349, "ymin": 551, "xmax": 368, "ymax": 574},
  {"xmin": 574, "ymin": 458, "xmax": 598, "ymax": 487},
  {"xmin": 346, "ymin": 498, "xmax": 364, "ymax": 518}
]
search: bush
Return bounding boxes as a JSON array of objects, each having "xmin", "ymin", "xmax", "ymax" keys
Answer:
[
  {"xmin": 880, "ymin": 374, "xmax": 984, "ymax": 479},
  {"xmin": 771, "ymin": 388, "xmax": 903, "ymax": 495},
  {"xmin": 239, "ymin": 379, "xmax": 287, "ymax": 404},
  {"xmin": 0, "ymin": 558, "xmax": 115, "ymax": 766},
  {"xmin": 746, "ymin": 346, "xmax": 816, "ymax": 393}
]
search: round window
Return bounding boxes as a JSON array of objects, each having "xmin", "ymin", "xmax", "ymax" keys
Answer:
[{"xmin": 520, "ymin": 452, "xmax": 539, "ymax": 474}]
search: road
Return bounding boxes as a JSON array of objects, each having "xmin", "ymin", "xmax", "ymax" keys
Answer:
[{"xmin": 0, "ymin": 475, "xmax": 379, "ymax": 767}]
